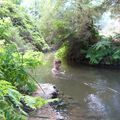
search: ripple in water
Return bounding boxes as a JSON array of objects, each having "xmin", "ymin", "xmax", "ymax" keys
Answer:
[{"xmin": 85, "ymin": 94, "xmax": 109, "ymax": 120}]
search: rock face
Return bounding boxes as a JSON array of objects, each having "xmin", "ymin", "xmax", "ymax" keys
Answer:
[{"xmin": 32, "ymin": 83, "xmax": 59, "ymax": 99}]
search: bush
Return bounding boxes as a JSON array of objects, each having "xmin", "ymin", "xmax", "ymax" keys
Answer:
[
  {"xmin": 55, "ymin": 44, "xmax": 68, "ymax": 60},
  {"xmin": 86, "ymin": 39, "xmax": 112, "ymax": 64},
  {"xmin": 0, "ymin": 2, "xmax": 48, "ymax": 51},
  {"xmin": 0, "ymin": 43, "xmax": 45, "ymax": 93},
  {"xmin": 0, "ymin": 80, "xmax": 26, "ymax": 120},
  {"xmin": 0, "ymin": 42, "xmax": 51, "ymax": 119},
  {"xmin": 86, "ymin": 37, "xmax": 120, "ymax": 64},
  {"xmin": 0, "ymin": 80, "xmax": 47, "ymax": 120}
]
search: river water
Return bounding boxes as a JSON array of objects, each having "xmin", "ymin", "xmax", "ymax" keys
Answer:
[{"xmin": 34, "ymin": 53, "xmax": 120, "ymax": 120}]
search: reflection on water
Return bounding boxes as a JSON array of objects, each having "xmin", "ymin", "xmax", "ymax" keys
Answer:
[
  {"xmin": 33, "ymin": 54, "xmax": 120, "ymax": 120},
  {"xmin": 85, "ymin": 94, "xmax": 109, "ymax": 120},
  {"xmin": 86, "ymin": 94, "xmax": 105, "ymax": 112}
]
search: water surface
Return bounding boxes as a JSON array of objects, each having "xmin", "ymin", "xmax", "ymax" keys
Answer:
[{"xmin": 34, "ymin": 53, "xmax": 120, "ymax": 120}]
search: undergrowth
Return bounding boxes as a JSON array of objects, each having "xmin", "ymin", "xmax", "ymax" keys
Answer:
[
  {"xmin": 0, "ymin": 42, "xmax": 51, "ymax": 120},
  {"xmin": 0, "ymin": 80, "xmax": 47, "ymax": 120}
]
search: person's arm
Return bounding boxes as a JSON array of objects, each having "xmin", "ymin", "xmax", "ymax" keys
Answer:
[
  {"xmin": 52, "ymin": 68, "xmax": 60, "ymax": 75},
  {"xmin": 60, "ymin": 70, "xmax": 65, "ymax": 74},
  {"xmin": 52, "ymin": 68, "xmax": 65, "ymax": 75}
]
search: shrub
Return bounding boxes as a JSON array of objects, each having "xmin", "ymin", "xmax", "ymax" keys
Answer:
[
  {"xmin": 0, "ymin": 80, "xmax": 26, "ymax": 120},
  {"xmin": 86, "ymin": 39, "xmax": 112, "ymax": 64},
  {"xmin": 0, "ymin": 80, "xmax": 48, "ymax": 120},
  {"xmin": 55, "ymin": 44, "xmax": 68, "ymax": 60},
  {"xmin": 86, "ymin": 36, "xmax": 120, "ymax": 64},
  {"xmin": 22, "ymin": 50, "xmax": 45, "ymax": 68},
  {"xmin": 0, "ymin": 2, "xmax": 48, "ymax": 51},
  {"xmin": 0, "ymin": 43, "xmax": 45, "ymax": 93}
]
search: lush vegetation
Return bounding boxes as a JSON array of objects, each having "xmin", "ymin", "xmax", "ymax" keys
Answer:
[
  {"xmin": 50, "ymin": 0, "xmax": 120, "ymax": 65},
  {"xmin": 86, "ymin": 36, "xmax": 120, "ymax": 64},
  {"xmin": 0, "ymin": 80, "xmax": 47, "ymax": 120},
  {"xmin": 0, "ymin": 0, "xmax": 49, "ymax": 116},
  {"xmin": 0, "ymin": 40, "xmax": 49, "ymax": 119},
  {"xmin": 0, "ymin": 0, "xmax": 120, "ymax": 119},
  {"xmin": 0, "ymin": 0, "xmax": 49, "ymax": 51},
  {"xmin": 55, "ymin": 34, "xmax": 120, "ymax": 65},
  {"xmin": 0, "ymin": 42, "xmax": 45, "ymax": 93},
  {"xmin": 0, "ymin": 1, "xmax": 55, "ymax": 120}
]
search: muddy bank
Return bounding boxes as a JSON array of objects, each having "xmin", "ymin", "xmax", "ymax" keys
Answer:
[
  {"xmin": 28, "ymin": 104, "xmax": 57, "ymax": 120},
  {"xmin": 28, "ymin": 83, "xmax": 64, "ymax": 120}
]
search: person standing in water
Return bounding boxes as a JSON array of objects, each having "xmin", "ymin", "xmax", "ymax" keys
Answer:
[{"xmin": 52, "ymin": 60, "xmax": 65, "ymax": 75}]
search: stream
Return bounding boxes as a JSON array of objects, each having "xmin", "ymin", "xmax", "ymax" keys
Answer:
[{"xmin": 33, "ymin": 53, "xmax": 120, "ymax": 120}]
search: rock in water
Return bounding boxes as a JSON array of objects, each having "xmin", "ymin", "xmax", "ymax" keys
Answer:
[{"xmin": 33, "ymin": 83, "xmax": 59, "ymax": 99}]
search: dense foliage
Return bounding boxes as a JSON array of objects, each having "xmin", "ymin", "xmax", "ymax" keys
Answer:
[
  {"xmin": 50, "ymin": 0, "xmax": 120, "ymax": 65},
  {"xmin": 0, "ymin": 1, "xmax": 59, "ymax": 119},
  {"xmin": 0, "ymin": 43, "xmax": 44, "ymax": 93},
  {"xmin": 0, "ymin": 41, "xmax": 48, "ymax": 119},
  {"xmin": 55, "ymin": 43, "xmax": 68, "ymax": 60},
  {"xmin": 0, "ymin": 80, "xmax": 47, "ymax": 120},
  {"xmin": 86, "ymin": 36, "xmax": 120, "ymax": 64},
  {"xmin": 0, "ymin": 1, "xmax": 49, "ymax": 51},
  {"xmin": 0, "ymin": 0, "xmax": 120, "ymax": 119}
]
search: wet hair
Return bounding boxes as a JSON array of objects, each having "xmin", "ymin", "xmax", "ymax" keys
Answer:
[{"xmin": 54, "ymin": 60, "xmax": 61, "ymax": 64}]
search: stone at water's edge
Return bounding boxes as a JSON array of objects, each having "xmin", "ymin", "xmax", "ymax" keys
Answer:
[
  {"xmin": 30, "ymin": 83, "xmax": 64, "ymax": 120},
  {"xmin": 32, "ymin": 83, "xmax": 59, "ymax": 99},
  {"xmin": 29, "ymin": 104, "xmax": 57, "ymax": 120}
]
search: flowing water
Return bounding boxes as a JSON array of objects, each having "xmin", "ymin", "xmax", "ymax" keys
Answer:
[{"xmin": 34, "ymin": 53, "xmax": 120, "ymax": 120}]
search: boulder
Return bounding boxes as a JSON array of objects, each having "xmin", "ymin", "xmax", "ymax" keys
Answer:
[{"xmin": 33, "ymin": 83, "xmax": 59, "ymax": 99}]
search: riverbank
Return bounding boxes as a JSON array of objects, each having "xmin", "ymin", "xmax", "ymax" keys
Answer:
[
  {"xmin": 28, "ymin": 104, "xmax": 57, "ymax": 120},
  {"xmin": 67, "ymin": 59, "xmax": 120, "ymax": 69},
  {"xmin": 28, "ymin": 83, "xmax": 64, "ymax": 120}
]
